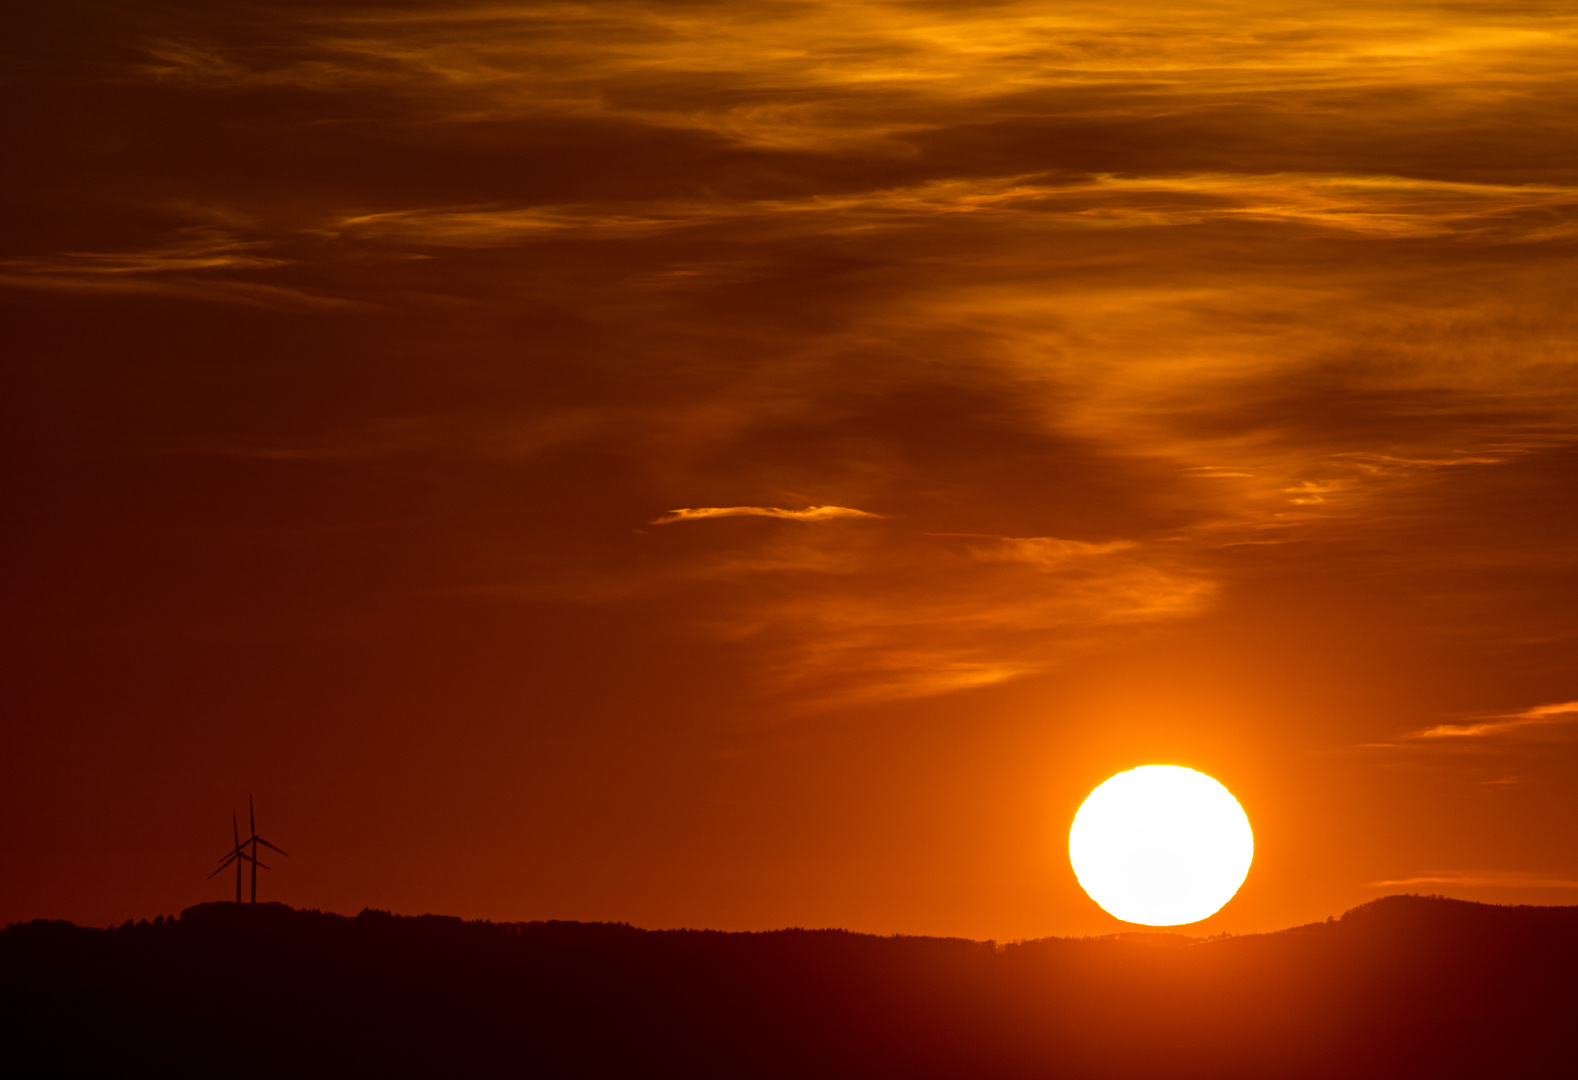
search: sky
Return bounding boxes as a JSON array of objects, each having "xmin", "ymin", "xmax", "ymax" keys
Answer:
[{"xmin": 3, "ymin": 0, "xmax": 1577, "ymax": 937}]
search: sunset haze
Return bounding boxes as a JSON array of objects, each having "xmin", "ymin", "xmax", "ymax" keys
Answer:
[{"xmin": 3, "ymin": 0, "xmax": 1577, "ymax": 940}]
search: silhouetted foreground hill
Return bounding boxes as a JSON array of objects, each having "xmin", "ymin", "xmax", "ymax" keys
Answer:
[{"xmin": 4, "ymin": 895, "xmax": 1574, "ymax": 1078}]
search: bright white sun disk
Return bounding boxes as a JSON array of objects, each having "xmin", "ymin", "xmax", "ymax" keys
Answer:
[{"xmin": 1068, "ymin": 765, "xmax": 1253, "ymax": 926}]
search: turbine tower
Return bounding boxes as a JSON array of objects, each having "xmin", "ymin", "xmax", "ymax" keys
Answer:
[{"xmin": 209, "ymin": 797, "xmax": 288, "ymax": 903}]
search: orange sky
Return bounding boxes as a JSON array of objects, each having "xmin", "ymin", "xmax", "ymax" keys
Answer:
[{"xmin": 4, "ymin": 0, "xmax": 1577, "ymax": 936}]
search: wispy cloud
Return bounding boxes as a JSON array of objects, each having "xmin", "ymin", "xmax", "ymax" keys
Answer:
[
  {"xmin": 0, "ymin": 236, "xmax": 281, "ymax": 277},
  {"xmin": 653, "ymin": 505, "xmax": 881, "ymax": 525},
  {"xmin": 0, "ymin": 229, "xmax": 353, "ymax": 310},
  {"xmin": 327, "ymin": 173, "xmax": 1578, "ymax": 249},
  {"xmin": 1407, "ymin": 701, "xmax": 1578, "ymax": 741},
  {"xmin": 128, "ymin": 1, "xmax": 1578, "ymax": 154},
  {"xmin": 1368, "ymin": 870, "xmax": 1578, "ymax": 890},
  {"xmin": 12, "ymin": 0, "xmax": 1578, "ymax": 720},
  {"xmin": 938, "ymin": 535, "xmax": 1137, "ymax": 566},
  {"xmin": 508, "ymin": 520, "xmax": 1212, "ymax": 708},
  {"xmin": 672, "ymin": 530, "xmax": 1212, "ymax": 707}
]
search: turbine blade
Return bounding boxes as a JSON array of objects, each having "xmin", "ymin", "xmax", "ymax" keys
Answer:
[
  {"xmin": 255, "ymin": 838, "xmax": 289, "ymax": 856},
  {"xmin": 207, "ymin": 854, "xmax": 240, "ymax": 879},
  {"xmin": 252, "ymin": 859, "xmax": 271, "ymax": 871},
  {"xmin": 233, "ymin": 813, "xmax": 240, "ymax": 848}
]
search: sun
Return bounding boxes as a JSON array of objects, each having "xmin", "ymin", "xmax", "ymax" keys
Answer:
[{"xmin": 1068, "ymin": 765, "xmax": 1253, "ymax": 926}]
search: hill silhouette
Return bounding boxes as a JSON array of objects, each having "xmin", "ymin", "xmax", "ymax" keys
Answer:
[{"xmin": 3, "ymin": 895, "xmax": 1573, "ymax": 1077}]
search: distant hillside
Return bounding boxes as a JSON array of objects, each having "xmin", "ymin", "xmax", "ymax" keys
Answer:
[{"xmin": 4, "ymin": 895, "xmax": 1574, "ymax": 1078}]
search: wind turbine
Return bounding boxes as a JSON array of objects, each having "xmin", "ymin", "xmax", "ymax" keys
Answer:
[
  {"xmin": 208, "ymin": 812, "xmax": 256, "ymax": 903},
  {"xmin": 209, "ymin": 797, "xmax": 288, "ymax": 903}
]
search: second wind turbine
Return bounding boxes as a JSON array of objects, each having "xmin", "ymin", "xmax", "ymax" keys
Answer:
[{"xmin": 210, "ymin": 796, "xmax": 288, "ymax": 903}]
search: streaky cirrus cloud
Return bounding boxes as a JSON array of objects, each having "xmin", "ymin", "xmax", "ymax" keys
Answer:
[
  {"xmin": 653, "ymin": 505, "xmax": 881, "ymax": 525},
  {"xmin": 1367, "ymin": 870, "xmax": 1578, "ymax": 890},
  {"xmin": 1409, "ymin": 701, "xmax": 1578, "ymax": 741},
  {"xmin": 0, "ymin": 232, "xmax": 340, "ymax": 309},
  {"xmin": 1360, "ymin": 701, "xmax": 1578, "ymax": 750},
  {"xmin": 6, "ymin": 0, "xmax": 1577, "ymax": 720},
  {"xmin": 321, "ymin": 173, "xmax": 1578, "ymax": 250},
  {"xmin": 672, "ymin": 529, "xmax": 1214, "ymax": 708},
  {"xmin": 127, "ymin": 1, "xmax": 1578, "ymax": 157},
  {"xmin": 510, "ymin": 521, "xmax": 1213, "ymax": 707},
  {"xmin": 930, "ymin": 534, "xmax": 1138, "ymax": 565}
]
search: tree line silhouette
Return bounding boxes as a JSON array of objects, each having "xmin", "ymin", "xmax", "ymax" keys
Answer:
[{"xmin": 3, "ymin": 894, "xmax": 1573, "ymax": 1077}]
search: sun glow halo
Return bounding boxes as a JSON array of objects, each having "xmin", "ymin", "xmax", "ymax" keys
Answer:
[{"xmin": 1069, "ymin": 765, "xmax": 1253, "ymax": 926}]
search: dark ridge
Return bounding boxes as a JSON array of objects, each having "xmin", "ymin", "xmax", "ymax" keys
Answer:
[{"xmin": 3, "ymin": 895, "xmax": 1574, "ymax": 1078}]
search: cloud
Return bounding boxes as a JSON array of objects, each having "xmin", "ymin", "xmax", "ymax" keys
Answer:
[
  {"xmin": 0, "ymin": 235, "xmax": 281, "ymax": 277},
  {"xmin": 0, "ymin": 272, "xmax": 355, "ymax": 310},
  {"xmin": 653, "ymin": 505, "xmax": 881, "ymax": 525},
  {"xmin": 9, "ymin": 0, "xmax": 1578, "ymax": 719},
  {"xmin": 122, "ymin": 1, "xmax": 1578, "ymax": 157},
  {"xmin": 1359, "ymin": 702, "xmax": 1578, "ymax": 750},
  {"xmin": 0, "ymin": 229, "xmax": 354, "ymax": 310},
  {"xmin": 510, "ymin": 519, "xmax": 1213, "ymax": 708},
  {"xmin": 937, "ymin": 535, "xmax": 1137, "ymax": 566},
  {"xmin": 673, "ymin": 529, "xmax": 1214, "ymax": 708},
  {"xmin": 1367, "ymin": 871, "xmax": 1578, "ymax": 890},
  {"xmin": 323, "ymin": 173, "xmax": 1578, "ymax": 250},
  {"xmin": 1407, "ymin": 701, "xmax": 1578, "ymax": 741}
]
